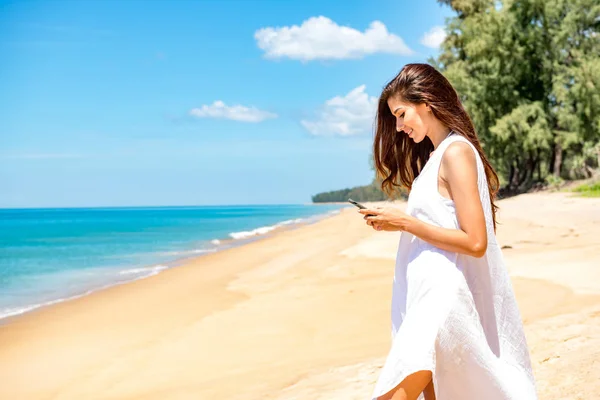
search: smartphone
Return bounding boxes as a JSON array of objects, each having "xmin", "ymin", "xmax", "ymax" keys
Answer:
[
  {"xmin": 348, "ymin": 198, "xmax": 375, "ymax": 216},
  {"xmin": 347, "ymin": 198, "xmax": 367, "ymax": 209}
]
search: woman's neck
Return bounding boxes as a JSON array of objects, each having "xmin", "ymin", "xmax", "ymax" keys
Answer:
[{"xmin": 428, "ymin": 126, "xmax": 453, "ymax": 149}]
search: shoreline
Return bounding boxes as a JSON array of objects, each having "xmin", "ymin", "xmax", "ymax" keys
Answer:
[
  {"xmin": 0, "ymin": 206, "xmax": 347, "ymax": 325},
  {"xmin": 1, "ymin": 192, "xmax": 599, "ymax": 399},
  {"xmin": 0, "ymin": 203, "xmax": 394, "ymax": 399}
]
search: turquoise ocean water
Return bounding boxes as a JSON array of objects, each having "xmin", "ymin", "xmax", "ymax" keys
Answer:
[{"xmin": 0, "ymin": 204, "xmax": 345, "ymax": 321}]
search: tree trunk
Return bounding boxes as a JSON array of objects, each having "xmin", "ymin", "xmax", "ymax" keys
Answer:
[
  {"xmin": 508, "ymin": 164, "xmax": 516, "ymax": 190},
  {"xmin": 553, "ymin": 142, "xmax": 563, "ymax": 176},
  {"xmin": 511, "ymin": 163, "xmax": 521, "ymax": 189},
  {"xmin": 529, "ymin": 152, "xmax": 538, "ymax": 184},
  {"xmin": 518, "ymin": 161, "xmax": 528, "ymax": 188},
  {"xmin": 536, "ymin": 148, "xmax": 542, "ymax": 181}
]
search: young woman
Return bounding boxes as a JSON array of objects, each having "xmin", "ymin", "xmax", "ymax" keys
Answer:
[{"xmin": 358, "ymin": 64, "xmax": 537, "ymax": 400}]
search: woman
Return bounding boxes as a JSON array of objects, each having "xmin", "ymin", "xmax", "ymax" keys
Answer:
[{"xmin": 358, "ymin": 64, "xmax": 537, "ymax": 400}]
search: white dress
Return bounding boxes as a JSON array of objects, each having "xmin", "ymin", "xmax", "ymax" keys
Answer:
[{"xmin": 370, "ymin": 133, "xmax": 537, "ymax": 400}]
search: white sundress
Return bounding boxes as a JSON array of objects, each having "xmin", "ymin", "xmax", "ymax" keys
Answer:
[{"xmin": 370, "ymin": 133, "xmax": 537, "ymax": 400}]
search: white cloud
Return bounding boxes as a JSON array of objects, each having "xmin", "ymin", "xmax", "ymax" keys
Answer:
[
  {"xmin": 301, "ymin": 85, "xmax": 377, "ymax": 136},
  {"xmin": 420, "ymin": 26, "xmax": 447, "ymax": 48},
  {"xmin": 189, "ymin": 101, "xmax": 277, "ymax": 123},
  {"xmin": 255, "ymin": 16, "xmax": 413, "ymax": 61}
]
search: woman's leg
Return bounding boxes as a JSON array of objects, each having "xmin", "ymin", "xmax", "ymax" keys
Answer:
[
  {"xmin": 376, "ymin": 370, "xmax": 433, "ymax": 400},
  {"xmin": 423, "ymin": 379, "xmax": 436, "ymax": 400}
]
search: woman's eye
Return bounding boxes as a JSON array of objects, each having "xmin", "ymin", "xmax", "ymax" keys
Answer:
[{"xmin": 399, "ymin": 112, "xmax": 405, "ymax": 119}]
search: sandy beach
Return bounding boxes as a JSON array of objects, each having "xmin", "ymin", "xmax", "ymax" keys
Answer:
[{"xmin": 1, "ymin": 191, "xmax": 599, "ymax": 399}]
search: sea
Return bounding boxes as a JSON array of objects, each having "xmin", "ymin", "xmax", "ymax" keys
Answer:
[{"xmin": 0, "ymin": 204, "xmax": 346, "ymax": 321}]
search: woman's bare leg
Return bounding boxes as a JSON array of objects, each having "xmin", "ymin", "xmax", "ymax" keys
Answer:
[
  {"xmin": 423, "ymin": 379, "xmax": 436, "ymax": 400},
  {"xmin": 376, "ymin": 370, "xmax": 432, "ymax": 400}
]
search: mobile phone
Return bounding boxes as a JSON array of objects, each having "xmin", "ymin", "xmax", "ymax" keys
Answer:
[
  {"xmin": 347, "ymin": 198, "xmax": 367, "ymax": 209},
  {"xmin": 348, "ymin": 198, "xmax": 375, "ymax": 217}
]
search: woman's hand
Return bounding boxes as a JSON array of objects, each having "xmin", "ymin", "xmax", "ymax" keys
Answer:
[{"xmin": 358, "ymin": 206, "xmax": 413, "ymax": 232}]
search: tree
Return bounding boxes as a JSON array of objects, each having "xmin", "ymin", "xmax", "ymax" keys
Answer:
[{"xmin": 434, "ymin": 0, "xmax": 600, "ymax": 190}]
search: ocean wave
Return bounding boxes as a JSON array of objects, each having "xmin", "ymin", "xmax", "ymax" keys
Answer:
[
  {"xmin": 0, "ymin": 282, "xmax": 114, "ymax": 321},
  {"xmin": 229, "ymin": 226, "xmax": 277, "ymax": 239},
  {"xmin": 101, "ymin": 247, "xmax": 215, "ymax": 260},
  {"xmin": 230, "ymin": 217, "xmax": 307, "ymax": 239},
  {"xmin": 155, "ymin": 248, "xmax": 216, "ymax": 257},
  {"xmin": 228, "ymin": 216, "xmax": 322, "ymax": 240},
  {"xmin": 0, "ymin": 303, "xmax": 48, "ymax": 320},
  {"xmin": 0, "ymin": 264, "xmax": 173, "ymax": 321},
  {"xmin": 277, "ymin": 218, "xmax": 304, "ymax": 226},
  {"xmin": 118, "ymin": 264, "xmax": 169, "ymax": 276}
]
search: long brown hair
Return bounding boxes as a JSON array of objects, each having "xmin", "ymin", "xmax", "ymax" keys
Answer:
[{"xmin": 373, "ymin": 63, "xmax": 500, "ymax": 231}]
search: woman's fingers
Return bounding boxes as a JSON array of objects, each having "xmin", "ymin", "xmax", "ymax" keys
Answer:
[
  {"xmin": 358, "ymin": 208, "xmax": 380, "ymax": 216},
  {"xmin": 360, "ymin": 210, "xmax": 387, "ymax": 231},
  {"xmin": 369, "ymin": 221, "xmax": 382, "ymax": 230},
  {"xmin": 365, "ymin": 216, "xmax": 383, "ymax": 228}
]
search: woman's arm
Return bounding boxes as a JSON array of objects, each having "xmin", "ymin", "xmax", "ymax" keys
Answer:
[{"xmin": 406, "ymin": 142, "xmax": 488, "ymax": 258}]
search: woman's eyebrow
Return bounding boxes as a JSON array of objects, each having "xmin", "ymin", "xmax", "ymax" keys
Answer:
[{"xmin": 393, "ymin": 106, "xmax": 404, "ymax": 115}]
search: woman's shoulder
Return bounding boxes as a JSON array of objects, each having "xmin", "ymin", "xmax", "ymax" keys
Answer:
[{"xmin": 441, "ymin": 139, "xmax": 478, "ymax": 167}]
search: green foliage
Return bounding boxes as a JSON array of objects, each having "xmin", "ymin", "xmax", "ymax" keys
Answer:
[
  {"xmin": 563, "ymin": 141, "xmax": 600, "ymax": 179},
  {"xmin": 435, "ymin": 0, "xmax": 600, "ymax": 190},
  {"xmin": 544, "ymin": 174, "xmax": 564, "ymax": 190},
  {"xmin": 572, "ymin": 181, "xmax": 600, "ymax": 197},
  {"xmin": 313, "ymin": 152, "xmax": 408, "ymax": 203},
  {"xmin": 313, "ymin": 0, "xmax": 600, "ymax": 202},
  {"xmin": 489, "ymin": 101, "xmax": 552, "ymax": 186},
  {"xmin": 311, "ymin": 179, "xmax": 406, "ymax": 203}
]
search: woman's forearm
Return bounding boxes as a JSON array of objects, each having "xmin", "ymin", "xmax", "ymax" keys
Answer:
[{"xmin": 405, "ymin": 216, "xmax": 487, "ymax": 258}]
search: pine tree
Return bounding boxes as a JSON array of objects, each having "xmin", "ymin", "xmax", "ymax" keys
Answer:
[{"xmin": 434, "ymin": 0, "xmax": 600, "ymax": 190}]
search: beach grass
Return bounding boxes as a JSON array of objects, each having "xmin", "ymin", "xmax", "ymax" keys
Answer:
[{"xmin": 572, "ymin": 181, "xmax": 600, "ymax": 197}]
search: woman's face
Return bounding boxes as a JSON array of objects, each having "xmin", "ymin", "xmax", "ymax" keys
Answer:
[{"xmin": 386, "ymin": 94, "xmax": 431, "ymax": 143}]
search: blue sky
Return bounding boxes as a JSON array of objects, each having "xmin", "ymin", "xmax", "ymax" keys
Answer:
[{"xmin": 1, "ymin": 0, "xmax": 453, "ymax": 208}]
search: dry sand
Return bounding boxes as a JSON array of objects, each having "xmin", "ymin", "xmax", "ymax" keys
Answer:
[{"xmin": 0, "ymin": 191, "xmax": 599, "ymax": 399}]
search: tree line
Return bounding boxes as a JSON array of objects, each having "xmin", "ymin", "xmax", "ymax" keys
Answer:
[{"xmin": 313, "ymin": 0, "xmax": 599, "ymax": 203}]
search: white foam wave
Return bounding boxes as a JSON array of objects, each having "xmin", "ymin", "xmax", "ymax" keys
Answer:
[
  {"xmin": 0, "ymin": 304, "xmax": 46, "ymax": 320},
  {"xmin": 210, "ymin": 239, "xmax": 220, "ymax": 245},
  {"xmin": 0, "ymin": 265, "xmax": 173, "ymax": 321},
  {"xmin": 0, "ymin": 282, "xmax": 117, "ymax": 321},
  {"xmin": 156, "ymin": 248, "xmax": 215, "ymax": 257},
  {"xmin": 118, "ymin": 264, "xmax": 169, "ymax": 276},
  {"xmin": 228, "ymin": 217, "xmax": 307, "ymax": 240},
  {"xmin": 230, "ymin": 226, "xmax": 277, "ymax": 239},
  {"xmin": 278, "ymin": 218, "xmax": 304, "ymax": 226}
]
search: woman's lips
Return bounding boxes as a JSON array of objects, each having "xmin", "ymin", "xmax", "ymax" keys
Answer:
[{"xmin": 406, "ymin": 128, "xmax": 414, "ymax": 137}]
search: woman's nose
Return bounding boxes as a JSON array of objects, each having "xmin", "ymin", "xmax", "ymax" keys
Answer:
[{"xmin": 396, "ymin": 120, "xmax": 404, "ymax": 132}]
